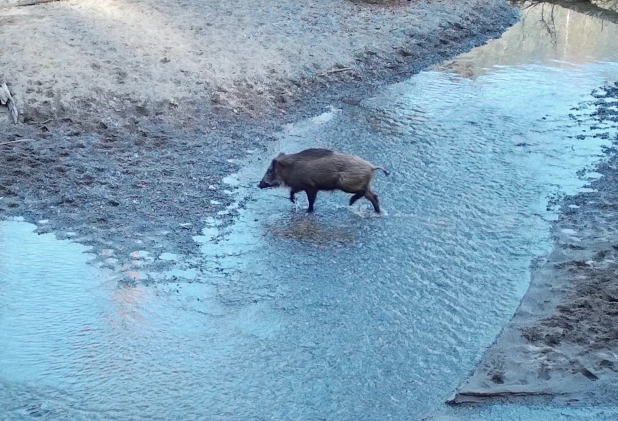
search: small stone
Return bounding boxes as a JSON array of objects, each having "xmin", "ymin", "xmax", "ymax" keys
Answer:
[
  {"xmin": 130, "ymin": 250, "xmax": 150, "ymax": 259},
  {"xmin": 159, "ymin": 252, "xmax": 178, "ymax": 261},
  {"xmin": 581, "ymin": 368, "xmax": 599, "ymax": 381}
]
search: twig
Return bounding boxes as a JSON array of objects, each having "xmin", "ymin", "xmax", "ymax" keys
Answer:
[
  {"xmin": 0, "ymin": 138, "xmax": 37, "ymax": 146},
  {"xmin": 8, "ymin": 99, "xmax": 19, "ymax": 124},
  {"xmin": 318, "ymin": 67, "xmax": 355, "ymax": 76},
  {"xmin": 0, "ymin": 0, "xmax": 59, "ymax": 9}
]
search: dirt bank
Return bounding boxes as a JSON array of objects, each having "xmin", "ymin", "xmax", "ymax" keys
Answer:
[
  {"xmin": 0, "ymin": 0, "xmax": 519, "ymax": 272},
  {"xmin": 449, "ymin": 81, "xmax": 618, "ymax": 405},
  {"xmin": 0, "ymin": 0, "xmax": 518, "ymax": 125}
]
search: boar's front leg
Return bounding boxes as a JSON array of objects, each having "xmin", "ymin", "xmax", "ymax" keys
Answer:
[
  {"xmin": 289, "ymin": 189, "xmax": 299, "ymax": 203},
  {"xmin": 305, "ymin": 188, "xmax": 318, "ymax": 213},
  {"xmin": 349, "ymin": 190, "xmax": 365, "ymax": 206}
]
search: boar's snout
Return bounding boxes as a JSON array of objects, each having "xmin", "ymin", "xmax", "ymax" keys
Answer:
[
  {"xmin": 258, "ymin": 165, "xmax": 281, "ymax": 189},
  {"xmin": 258, "ymin": 178, "xmax": 279, "ymax": 189}
]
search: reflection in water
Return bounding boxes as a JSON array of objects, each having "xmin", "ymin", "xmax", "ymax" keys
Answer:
[
  {"xmin": 441, "ymin": 2, "xmax": 618, "ymax": 78},
  {"xmin": 110, "ymin": 283, "xmax": 148, "ymax": 326},
  {"xmin": 267, "ymin": 214, "xmax": 357, "ymax": 246}
]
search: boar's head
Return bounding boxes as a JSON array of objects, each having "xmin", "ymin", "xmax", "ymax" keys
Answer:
[{"xmin": 258, "ymin": 153, "xmax": 285, "ymax": 189}]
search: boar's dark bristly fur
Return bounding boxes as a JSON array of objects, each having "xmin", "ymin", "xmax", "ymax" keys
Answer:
[{"xmin": 258, "ymin": 148, "xmax": 389, "ymax": 213}]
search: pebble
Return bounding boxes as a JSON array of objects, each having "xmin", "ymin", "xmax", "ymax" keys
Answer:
[
  {"xmin": 159, "ymin": 252, "xmax": 179, "ymax": 261},
  {"xmin": 130, "ymin": 250, "xmax": 151, "ymax": 259}
]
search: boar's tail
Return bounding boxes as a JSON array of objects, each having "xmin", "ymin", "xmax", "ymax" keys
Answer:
[{"xmin": 372, "ymin": 166, "xmax": 390, "ymax": 176}]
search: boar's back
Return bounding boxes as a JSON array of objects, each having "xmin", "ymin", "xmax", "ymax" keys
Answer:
[
  {"xmin": 291, "ymin": 148, "xmax": 334, "ymax": 159},
  {"xmin": 280, "ymin": 149, "xmax": 374, "ymax": 192}
]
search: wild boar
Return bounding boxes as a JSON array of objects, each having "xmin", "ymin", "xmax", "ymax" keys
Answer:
[{"xmin": 257, "ymin": 148, "xmax": 389, "ymax": 213}]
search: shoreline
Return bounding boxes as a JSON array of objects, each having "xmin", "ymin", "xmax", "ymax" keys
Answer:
[{"xmin": 449, "ymin": 81, "xmax": 618, "ymax": 406}]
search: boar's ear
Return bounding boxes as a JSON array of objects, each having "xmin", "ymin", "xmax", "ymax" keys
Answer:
[{"xmin": 273, "ymin": 152, "xmax": 290, "ymax": 168}]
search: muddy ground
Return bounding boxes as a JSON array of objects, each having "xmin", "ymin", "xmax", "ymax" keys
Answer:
[
  {"xmin": 0, "ymin": 0, "xmax": 519, "ymax": 271},
  {"xmin": 449, "ymin": 81, "xmax": 618, "ymax": 405}
]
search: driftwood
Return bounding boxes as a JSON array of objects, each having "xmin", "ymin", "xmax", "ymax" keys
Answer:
[
  {"xmin": 7, "ymin": 99, "xmax": 18, "ymax": 123},
  {"xmin": 0, "ymin": 138, "xmax": 36, "ymax": 146},
  {"xmin": 0, "ymin": 83, "xmax": 9, "ymax": 105},
  {"xmin": 0, "ymin": 83, "xmax": 18, "ymax": 123}
]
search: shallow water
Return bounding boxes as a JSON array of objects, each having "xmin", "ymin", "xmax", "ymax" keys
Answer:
[{"xmin": 2, "ymin": 3, "xmax": 618, "ymax": 420}]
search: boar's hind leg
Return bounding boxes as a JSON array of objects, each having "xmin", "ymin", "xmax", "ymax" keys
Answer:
[
  {"xmin": 365, "ymin": 190, "xmax": 381, "ymax": 213},
  {"xmin": 305, "ymin": 188, "xmax": 318, "ymax": 213},
  {"xmin": 349, "ymin": 191, "xmax": 365, "ymax": 206}
]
